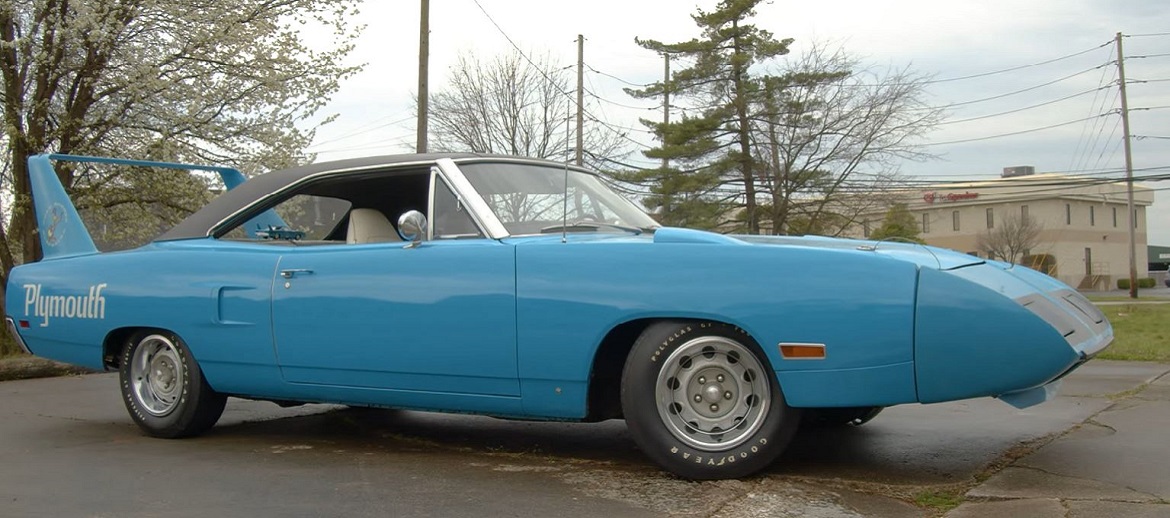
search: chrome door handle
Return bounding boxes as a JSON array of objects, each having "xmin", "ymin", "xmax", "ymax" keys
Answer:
[{"xmin": 279, "ymin": 269, "xmax": 314, "ymax": 279}]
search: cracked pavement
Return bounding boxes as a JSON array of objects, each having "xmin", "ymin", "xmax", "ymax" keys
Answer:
[
  {"xmin": 948, "ymin": 362, "xmax": 1170, "ymax": 517},
  {"xmin": 0, "ymin": 360, "xmax": 1167, "ymax": 517}
]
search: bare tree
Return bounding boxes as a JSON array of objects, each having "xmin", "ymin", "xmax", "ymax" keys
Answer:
[
  {"xmin": 977, "ymin": 213, "xmax": 1043, "ymax": 263},
  {"xmin": 754, "ymin": 43, "xmax": 943, "ymax": 236},
  {"xmin": 426, "ymin": 51, "xmax": 625, "ymax": 170},
  {"xmin": 0, "ymin": 0, "xmax": 362, "ymax": 275}
]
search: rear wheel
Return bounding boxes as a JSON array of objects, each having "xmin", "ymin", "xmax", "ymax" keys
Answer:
[
  {"xmin": 119, "ymin": 331, "xmax": 226, "ymax": 438},
  {"xmin": 621, "ymin": 321, "xmax": 800, "ymax": 479}
]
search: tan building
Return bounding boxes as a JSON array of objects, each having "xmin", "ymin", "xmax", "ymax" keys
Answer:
[{"xmin": 850, "ymin": 166, "xmax": 1155, "ymax": 290}]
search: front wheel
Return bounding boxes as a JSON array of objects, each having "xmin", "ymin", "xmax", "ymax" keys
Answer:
[
  {"xmin": 621, "ymin": 321, "xmax": 800, "ymax": 479},
  {"xmin": 119, "ymin": 331, "xmax": 226, "ymax": 438}
]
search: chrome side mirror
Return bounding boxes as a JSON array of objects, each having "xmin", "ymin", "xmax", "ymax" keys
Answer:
[{"xmin": 398, "ymin": 210, "xmax": 428, "ymax": 248}]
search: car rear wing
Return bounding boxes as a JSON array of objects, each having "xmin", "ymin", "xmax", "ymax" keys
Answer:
[{"xmin": 28, "ymin": 154, "xmax": 284, "ymax": 260}]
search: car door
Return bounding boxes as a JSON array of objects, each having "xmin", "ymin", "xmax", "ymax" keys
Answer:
[{"xmin": 270, "ymin": 171, "xmax": 519, "ymax": 397}]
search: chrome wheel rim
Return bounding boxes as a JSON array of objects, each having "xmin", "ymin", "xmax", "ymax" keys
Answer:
[
  {"xmin": 655, "ymin": 335, "xmax": 770, "ymax": 451},
  {"xmin": 129, "ymin": 335, "xmax": 184, "ymax": 417}
]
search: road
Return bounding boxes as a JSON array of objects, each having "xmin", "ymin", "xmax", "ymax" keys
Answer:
[{"xmin": 0, "ymin": 361, "xmax": 1166, "ymax": 517}]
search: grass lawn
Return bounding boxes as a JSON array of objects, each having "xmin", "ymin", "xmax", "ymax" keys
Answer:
[{"xmin": 1092, "ymin": 302, "xmax": 1170, "ymax": 362}]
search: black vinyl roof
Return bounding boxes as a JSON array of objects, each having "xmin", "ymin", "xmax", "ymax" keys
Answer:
[{"xmin": 157, "ymin": 153, "xmax": 484, "ymax": 241}]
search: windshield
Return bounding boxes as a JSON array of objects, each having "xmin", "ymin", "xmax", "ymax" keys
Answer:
[{"xmin": 458, "ymin": 162, "xmax": 660, "ymax": 236}]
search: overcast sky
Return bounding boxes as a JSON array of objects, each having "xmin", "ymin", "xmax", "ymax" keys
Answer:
[{"xmin": 305, "ymin": 0, "xmax": 1170, "ymax": 244}]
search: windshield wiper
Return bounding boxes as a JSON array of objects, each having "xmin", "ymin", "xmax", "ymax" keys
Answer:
[{"xmin": 540, "ymin": 220, "xmax": 645, "ymax": 235}]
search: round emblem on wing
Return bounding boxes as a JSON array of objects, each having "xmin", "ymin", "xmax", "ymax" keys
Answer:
[{"xmin": 43, "ymin": 202, "xmax": 68, "ymax": 247}]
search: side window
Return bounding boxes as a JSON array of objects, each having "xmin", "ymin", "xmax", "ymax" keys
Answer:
[
  {"xmin": 222, "ymin": 194, "xmax": 350, "ymax": 242},
  {"xmin": 433, "ymin": 177, "xmax": 482, "ymax": 239}
]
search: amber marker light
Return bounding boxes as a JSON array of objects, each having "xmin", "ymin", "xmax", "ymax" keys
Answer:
[{"xmin": 779, "ymin": 343, "xmax": 826, "ymax": 360}]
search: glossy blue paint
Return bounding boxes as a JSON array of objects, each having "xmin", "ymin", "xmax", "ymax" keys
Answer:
[
  {"xmin": 45, "ymin": 153, "xmax": 246, "ymax": 186},
  {"xmin": 270, "ymin": 239, "xmax": 520, "ymax": 401},
  {"xmin": 653, "ymin": 227, "xmax": 748, "ymax": 245},
  {"xmin": 27, "ymin": 155, "xmax": 98, "ymax": 259},
  {"xmin": 5, "ymin": 153, "xmax": 1115, "ymax": 425},
  {"xmin": 35, "ymin": 154, "xmax": 286, "ymax": 239},
  {"xmin": 914, "ymin": 265, "xmax": 1081, "ymax": 404},
  {"xmin": 512, "ymin": 235, "xmax": 921, "ymax": 411},
  {"xmin": 775, "ymin": 362, "xmax": 918, "ymax": 408}
]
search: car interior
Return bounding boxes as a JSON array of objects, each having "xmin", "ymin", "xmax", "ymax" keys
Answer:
[{"xmin": 219, "ymin": 167, "xmax": 483, "ymax": 244}]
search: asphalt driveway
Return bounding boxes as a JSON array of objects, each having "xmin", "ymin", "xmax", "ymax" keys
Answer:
[{"xmin": 0, "ymin": 360, "xmax": 1166, "ymax": 517}]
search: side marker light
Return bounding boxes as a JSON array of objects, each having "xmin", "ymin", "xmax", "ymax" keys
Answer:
[{"xmin": 779, "ymin": 343, "xmax": 826, "ymax": 360}]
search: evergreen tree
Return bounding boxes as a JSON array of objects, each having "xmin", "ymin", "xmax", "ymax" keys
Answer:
[
  {"xmin": 869, "ymin": 203, "xmax": 924, "ymax": 244},
  {"xmin": 626, "ymin": 0, "xmax": 792, "ymax": 233}
]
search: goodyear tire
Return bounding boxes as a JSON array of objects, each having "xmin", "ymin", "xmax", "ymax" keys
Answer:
[
  {"xmin": 621, "ymin": 321, "xmax": 800, "ymax": 479},
  {"xmin": 119, "ymin": 331, "xmax": 226, "ymax": 438}
]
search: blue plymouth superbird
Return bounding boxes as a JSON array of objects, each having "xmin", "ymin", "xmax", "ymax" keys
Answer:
[{"xmin": 6, "ymin": 153, "xmax": 1111, "ymax": 479}]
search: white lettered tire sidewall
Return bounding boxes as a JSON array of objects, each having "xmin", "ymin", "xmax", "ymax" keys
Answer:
[
  {"xmin": 621, "ymin": 321, "xmax": 800, "ymax": 480},
  {"xmin": 119, "ymin": 331, "xmax": 226, "ymax": 438}
]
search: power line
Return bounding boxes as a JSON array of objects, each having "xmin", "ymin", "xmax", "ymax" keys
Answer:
[
  {"xmin": 583, "ymin": 88, "xmax": 658, "ymax": 110},
  {"xmin": 924, "ymin": 114, "xmax": 1111, "ymax": 147},
  {"xmin": 1090, "ymin": 122, "xmax": 1124, "ymax": 173},
  {"xmin": 937, "ymin": 86, "xmax": 1105, "ymax": 126},
  {"xmin": 306, "ymin": 114, "xmax": 416, "ymax": 149},
  {"xmin": 1066, "ymin": 60, "xmax": 1117, "ymax": 173},
  {"xmin": 585, "ymin": 64, "xmax": 651, "ymax": 88},
  {"xmin": 470, "ymin": 1, "xmax": 577, "ymax": 103},
  {"xmin": 1126, "ymin": 32, "xmax": 1170, "ymax": 38},
  {"xmin": 919, "ymin": 64, "xmax": 1107, "ymax": 111},
  {"xmin": 1074, "ymin": 88, "xmax": 1122, "ymax": 173},
  {"xmin": 921, "ymin": 41, "xmax": 1111, "ymax": 84},
  {"xmin": 470, "ymin": 0, "xmax": 652, "ymax": 154},
  {"xmin": 585, "ymin": 113, "xmax": 653, "ymax": 134}
]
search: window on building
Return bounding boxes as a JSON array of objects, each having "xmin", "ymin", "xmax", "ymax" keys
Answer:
[
  {"xmin": 1113, "ymin": 207, "xmax": 1118, "ymax": 227},
  {"xmin": 863, "ymin": 220, "xmax": 870, "ymax": 238},
  {"xmin": 922, "ymin": 213, "xmax": 930, "ymax": 233},
  {"xmin": 953, "ymin": 210, "xmax": 960, "ymax": 231},
  {"xmin": 1065, "ymin": 203, "xmax": 1071, "ymax": 225},
  {"xmin": 986, "ymin": 208, "xmax": 994, "ymax": 229},
  {"xmin": 1090, "ymin": 205, "xmax": 1095, "ymax": 226},
  {"xmin": 1134, "ymin": 208, "xmax": 1139, "ymax": 229},
  {"xmin": 1021, "ymin": 205, "xmax": 1029, "ymax": 219}
]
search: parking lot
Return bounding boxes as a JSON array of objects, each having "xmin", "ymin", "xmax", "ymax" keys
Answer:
[{"xmin": 1, "ymin": 361, "xmax": 1167, "ymax": 517}]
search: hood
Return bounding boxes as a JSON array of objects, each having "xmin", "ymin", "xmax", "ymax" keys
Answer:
[{"xmin": 651, "ymin": 227, "xmax": 983, "ymax": 270}]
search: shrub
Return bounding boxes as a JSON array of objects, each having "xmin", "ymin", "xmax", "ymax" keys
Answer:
[{"xmin": 1118, "ymin": 278, "xmax": 1158, "ymax": 289}]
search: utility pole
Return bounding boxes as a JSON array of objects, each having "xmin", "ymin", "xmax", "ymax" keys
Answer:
[
  {"xmin": 1116, "ymin": 31, "xmax": 1137, "ymax": 299},
  {"xmin": 662, "ymin": 54, "xmax": 670, "ymax": 169},
  {"xmin": 416, "ymin": 0, "xmax": 430, "ymax": 153},
  {"xmin": 576, "ymin": 34, "xmax": 584, "ymax": 167}
]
